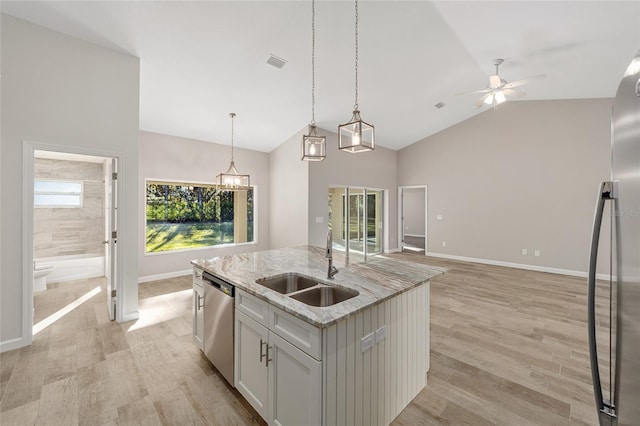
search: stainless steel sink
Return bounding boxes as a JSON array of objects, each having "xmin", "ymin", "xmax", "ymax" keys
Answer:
[
  {"xmin": 255, "ymin": 273, "xmax": 319, "ymax": 294},
  {"xmin": 289, "ymin": 286, "xmax": 359, "ymax": 307}
]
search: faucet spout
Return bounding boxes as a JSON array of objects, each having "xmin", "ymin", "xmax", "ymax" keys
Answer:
[{"xmin": 326, "ymin": 230, "xmax": 338, "ymax": 279}]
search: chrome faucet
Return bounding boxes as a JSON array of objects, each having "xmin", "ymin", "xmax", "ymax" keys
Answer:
[{"xmin": 326, "ymin": 230, "xmax": 339, "ymax": 279}]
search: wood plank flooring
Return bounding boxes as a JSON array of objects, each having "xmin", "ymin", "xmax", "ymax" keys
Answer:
[{"xmin": 0, "ymin": 254, "xmax": 603, "ymax": 425}]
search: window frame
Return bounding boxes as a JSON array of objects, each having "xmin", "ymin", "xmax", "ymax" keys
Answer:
[
  {"xmin": 34, "ymin": 179, "xmax": 84, "ymax": 208},
  {"xmin": 144, "ymin": 178, "xmax": 257, "ymax": 255}
]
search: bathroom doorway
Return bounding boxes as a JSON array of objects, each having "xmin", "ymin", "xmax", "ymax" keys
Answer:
[
  {"xmin": 25, "ymin": 143, "xmax": 120, "ymax": 344},
  {"xmin": 399, "ymin": 185, "xmax": 427, "ymax": 254}
]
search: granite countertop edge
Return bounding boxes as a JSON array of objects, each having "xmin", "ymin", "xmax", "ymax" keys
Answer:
[{"xmin": 191, "ymin": 246, "xmax": 446, "ymax": 328}]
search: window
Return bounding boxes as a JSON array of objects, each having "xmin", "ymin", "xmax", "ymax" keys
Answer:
[
  {"xmin": 34, "ymin": 180, "xmax": 83, "ymax": 208},
  {"xmin": 145, "ymin": 181, "xmax": 255, "ymax": 253}
]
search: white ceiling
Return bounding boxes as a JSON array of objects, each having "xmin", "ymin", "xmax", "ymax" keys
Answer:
[{"xmin": 3, "ymin": 1, "xmax": 639, "ymax": 152}]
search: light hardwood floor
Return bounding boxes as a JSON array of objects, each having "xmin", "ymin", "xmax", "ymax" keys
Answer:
[{"xmin": 0, "ymin": 255, "xmax": 603, "ymax": 425}]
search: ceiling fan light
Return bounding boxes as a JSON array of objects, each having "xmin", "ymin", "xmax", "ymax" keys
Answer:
[
  {"xmin": 495, "ymin": 91, "xmax": 506, "ymax": 104},
  {"xmin": 484, "ymin": 94, "xmax": 494, "ymax": 105}
]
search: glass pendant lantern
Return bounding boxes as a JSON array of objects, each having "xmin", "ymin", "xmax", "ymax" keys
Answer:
[
  {"xmin": 302, "ymin": 0, "xmax": 326, "ymax": 161},
  {"xmin": 338, "ymin": 0, "xmax": 375, "ymax": 153},
  {"xmin": 216, "ymin": 113, "xmax": 250, "ymax": 191}
]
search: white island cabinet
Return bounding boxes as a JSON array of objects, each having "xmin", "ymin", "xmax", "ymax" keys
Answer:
[
  {"xmin": 192, "ymin": 246, "xmax": 443, "ymax": 426},
  {"xmin": 234, "ymin": 283, "xmax": 429, "ymax": 426},
  {"xmin": 235, "ymin": 289, "xmax": 322, "ymax": 425},
  {"xmin": 192, "ymin": 268, "xmax": 204, "ymax": 349}
]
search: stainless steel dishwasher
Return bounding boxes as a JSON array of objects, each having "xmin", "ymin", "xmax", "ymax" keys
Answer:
[{"xmin": 202, "ymin": 271, "xmax": 235, "ymax": 386}]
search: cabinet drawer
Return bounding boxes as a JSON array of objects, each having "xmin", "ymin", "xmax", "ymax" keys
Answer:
[
  {"xmin": 193, "ymin": 268, "xmax": 204, "ymax": 289},
  {"xmin": 269, "ymin": 305, "xmax": 322, "ymax": 361},
  {"xmin": 236, "ymin": 289, "xmax": 269, "ymax": 327}
]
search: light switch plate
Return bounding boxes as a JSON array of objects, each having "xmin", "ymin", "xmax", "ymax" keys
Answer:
[
  {"xmin": 361, "ymin": 332, "xmax": 374, "ymax": 352},
  {"xmin": 522, "ymin": 249, "xmax": 528, "ymax": 255},
  {"xmin": 534, "ymin": 250, "xmax": 540, "ymax": 257},
  {"xmin": 315, "ymin": 216, "xmax": 324, "ymax": 223},
  {"xmin": 437, "ymin": 215, "xmax": 443, "ymax": 221},
  {"xmin": 375, "ymin": 326, "xmax": 386, "ymax": 343},
  {"xmin": 442, "ymin": 241, "xmax": 446, "ymax": 247}
]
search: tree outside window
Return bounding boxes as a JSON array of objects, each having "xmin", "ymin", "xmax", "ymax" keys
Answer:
[{"xmin": 145, "ymin": 181, "xmax": 254, "ymax": 253}]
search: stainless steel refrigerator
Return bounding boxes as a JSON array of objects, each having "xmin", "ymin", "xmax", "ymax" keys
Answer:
[{"xmin": 588, "ymin": 51, "xmax": 640, "ymax": 426}]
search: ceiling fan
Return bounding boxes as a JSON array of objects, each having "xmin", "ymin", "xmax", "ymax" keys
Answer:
[{"xmin": 458, "ymin": 59, "xmax": 546, "ymax": 109}]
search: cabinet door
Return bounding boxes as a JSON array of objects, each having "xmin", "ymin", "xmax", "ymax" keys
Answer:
[
  {"xmin": 193, "ymin": 285, "xmax": 204, "ymax": 349},
  {"xmin": 236, "ymin": 311, "xmax": 269, "ymax": 420},
  {"xmin": 268, "ymin": 331, "xmax": 322, "ymax": 426}
]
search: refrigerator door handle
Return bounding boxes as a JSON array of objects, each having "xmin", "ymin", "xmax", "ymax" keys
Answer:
[{"xmin": 587, "ymin": 181, "xmax": 617, "ymax": 425}]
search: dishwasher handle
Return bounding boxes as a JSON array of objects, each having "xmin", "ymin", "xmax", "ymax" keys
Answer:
[{"xmin": 203, "ymin": 271, "xmax": 235, "ymax": 297}]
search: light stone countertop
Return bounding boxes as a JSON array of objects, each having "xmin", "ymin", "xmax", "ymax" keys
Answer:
[{"xmin": 191, "ymin": 246, "xmax": 446, "ymax": 328}]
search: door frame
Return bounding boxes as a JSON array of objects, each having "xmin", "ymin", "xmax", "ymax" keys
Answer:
[
  {"xmin": 22, "ymin": 141, "xmax": 125, "ymax": 345},
  {"xmin": 398, "ymin": 185, "xmax": 428, "ymax": 254}
]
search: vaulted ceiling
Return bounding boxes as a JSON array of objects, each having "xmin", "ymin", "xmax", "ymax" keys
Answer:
[{"xmin": 2, "ymin": 1, "xmax": 639, "ymax": 152}]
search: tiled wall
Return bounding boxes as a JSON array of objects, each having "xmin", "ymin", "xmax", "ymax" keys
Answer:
[{"xmin": 34, "ymin": 158, "xmax": 105, "ymax": 258}]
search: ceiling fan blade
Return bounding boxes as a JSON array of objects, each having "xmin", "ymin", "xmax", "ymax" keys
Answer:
[
  {"xmin": 503, "ymin": 88, "xmax": 526, "ymax": 98},
  {"xmin": 504, "ymin": 74, "xmax": 546, "ymax": 89},
  {"xmin": 456, "ymin": 88, "xmax": 491, "ymax": 96}
]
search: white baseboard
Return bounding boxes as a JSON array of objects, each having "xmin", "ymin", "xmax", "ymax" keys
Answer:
[
  {"xmin": 425, "ymin": 251, "xmax": 609, "ymax": 281},
  {"xmin": 0, "ymin": 336, "xmax": 27, "ymax": 353},
  {"xmin": 138, "ymin": 269, "xmax": 192, "ymax": 284},
  {"xmin": 385, "ymin": 247, "xmax": 401, "ymax": 253}
]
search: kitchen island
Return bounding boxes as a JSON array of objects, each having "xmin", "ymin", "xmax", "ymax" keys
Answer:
[{"xmin": 192, "ymin": 246, "xmax": 445, "ymax": 426}]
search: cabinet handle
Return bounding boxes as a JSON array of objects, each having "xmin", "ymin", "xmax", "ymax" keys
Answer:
[
  {"xmin": 197, "ymin": 294, "xmax": 204, "ymax": 310},
  {"xmin": 266, "ymin": 344, "xmax": 273, "ymax": 367},
  {"xmin": 259, "ymin": 339, "xmax": 266, "ymax": 363}
]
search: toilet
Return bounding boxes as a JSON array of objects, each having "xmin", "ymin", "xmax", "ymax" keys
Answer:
[{"xmin": 33, "ymin": 264, "xmax": 54, "ymax": 292}]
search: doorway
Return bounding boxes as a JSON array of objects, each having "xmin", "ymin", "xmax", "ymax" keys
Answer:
[
  {"xmin": 24, "ymin": 142, "xmax": 120, "ymax": 345},
  {"xmin": 399, "ymin": 185, "xmax": 427, "ymax": 254},
  {"xmin": 329, "ymin": 186, "xmax": 384, "ymax": 260}
]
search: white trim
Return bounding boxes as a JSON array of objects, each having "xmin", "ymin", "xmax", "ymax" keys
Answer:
[
  {"xmin": 425, "ymin": 251, "xmax": 608, "ymax": 280},
  {"xmin": 403, "ymin": 233, "xmax": 425, "ymax": 238},
  {"xmin": 119, "ymin": 311, "xmax": 140, "ymax": 322},
  {"xmin": 384, "ymin": 247, "xmax": 401, "ymax": 254},
  {"xmin": 138, "ymin": 269, "xmax": 192, "ymax": 284},
  {"xmin": 0, "ymin": 337, "xmax": 27, "ymax": 353},
  {"xmin": 23, "ymin": 141, "xmax": 126, "ymax": 351},
  {"xmin": 398, "ymin": 185, "xmax": 428, "ymax": 255}
]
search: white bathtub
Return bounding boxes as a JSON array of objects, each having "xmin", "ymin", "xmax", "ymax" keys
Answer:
[{"xmin": 35, "ymin": 254, "xmax": 105, "ymax": 283}]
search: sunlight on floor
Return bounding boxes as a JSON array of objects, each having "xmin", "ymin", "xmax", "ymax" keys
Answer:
[
  {"xmin": 33, "ymin": 286, "xmax": 102, "ymax": 335},
  {"xmin": 126, "ymin": 289, "xmax": 192, "ymax": 332}
]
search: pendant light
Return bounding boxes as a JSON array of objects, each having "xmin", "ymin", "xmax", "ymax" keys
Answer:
[
  {"xmin": 216, "ymin": 113, "xmax": 250, "ymax": 191},
  {"xmin": 302, "ymin": 0, "xmax": 326, "ymax": 161},
  {"xmin": 338, "ymin": 0, "xmax": 374, "ymax": 153}
]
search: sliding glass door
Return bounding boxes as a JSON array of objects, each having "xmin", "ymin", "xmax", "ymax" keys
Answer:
[{"xmin": 328, "ymin": 186, "xmax": 383, "ymax": 260}]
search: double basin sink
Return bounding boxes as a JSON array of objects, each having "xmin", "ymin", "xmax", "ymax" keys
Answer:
[{"xmin": 255, "ymin": 273, "xmax": 358, "ymax": 307}]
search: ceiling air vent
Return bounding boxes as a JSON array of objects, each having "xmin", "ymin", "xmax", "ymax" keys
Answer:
[
  {"xmin": 266, "ymin": 54, "xmax": 287, "ymax": 69},
  {"xmin": 434, "ymin": 102, "xmax": 446, "ymax": 109}
]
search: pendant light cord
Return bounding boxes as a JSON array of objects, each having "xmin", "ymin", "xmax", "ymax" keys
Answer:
[
  {"xmin": 311, "ymin": 0, "xmax": 316, "ymax": 126},
  {"xmin": 354, "ymin": 0, "xmax": 359, "ymax": 111}
]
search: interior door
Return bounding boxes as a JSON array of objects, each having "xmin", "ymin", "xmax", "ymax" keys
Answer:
[{"xmin": 105, "ymin": 158, "xmax": 117, "ymax": 321}]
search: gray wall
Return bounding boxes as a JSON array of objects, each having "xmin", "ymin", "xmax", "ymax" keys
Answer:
[
  {"xmin": 1, "ymin": 15, "xmax": 140, "ymax": 348},
  {"xmin": 34, "ymin": 158, "xmax": 105, "ymax": 258},
  {"xmin": 398, "ymin": 98, "xmax": 612, "ymax": 274},
  {"xmin": 308, "ymin": 128, "xmax": 398, "ymax": 251},
  {"xmin": 138, "ymin": 131, "xmax": 270, "ymax": 279},
  {"xmin": 402, "ymin": 188, "xmax": 426, "ymax": 236},
  {"xmin": 269, "ymin": 127, "xmax": 309, "ymax": 249}
]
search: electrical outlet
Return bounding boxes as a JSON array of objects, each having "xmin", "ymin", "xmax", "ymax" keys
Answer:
[
  {"xmin": 361, "ymin": 332, "xmax": 375, "ymax": 352},
  {"xmin": 375, "ymin": 326, "xmax": 386, "ymax": 343},
  {"xmin": 534, "ymin": 250, "xmax": 540, "ymax": 257},
  {"xmin": 442, "ymin": 241, "xmax": 446, "ymax": 247},
  {"xmin": 315, "ymin": 216, "xmax": 323, "ymax": 223},
  {"xmin": 522, "ymin": 249, "xmax": 528, "ymax": 255}
]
